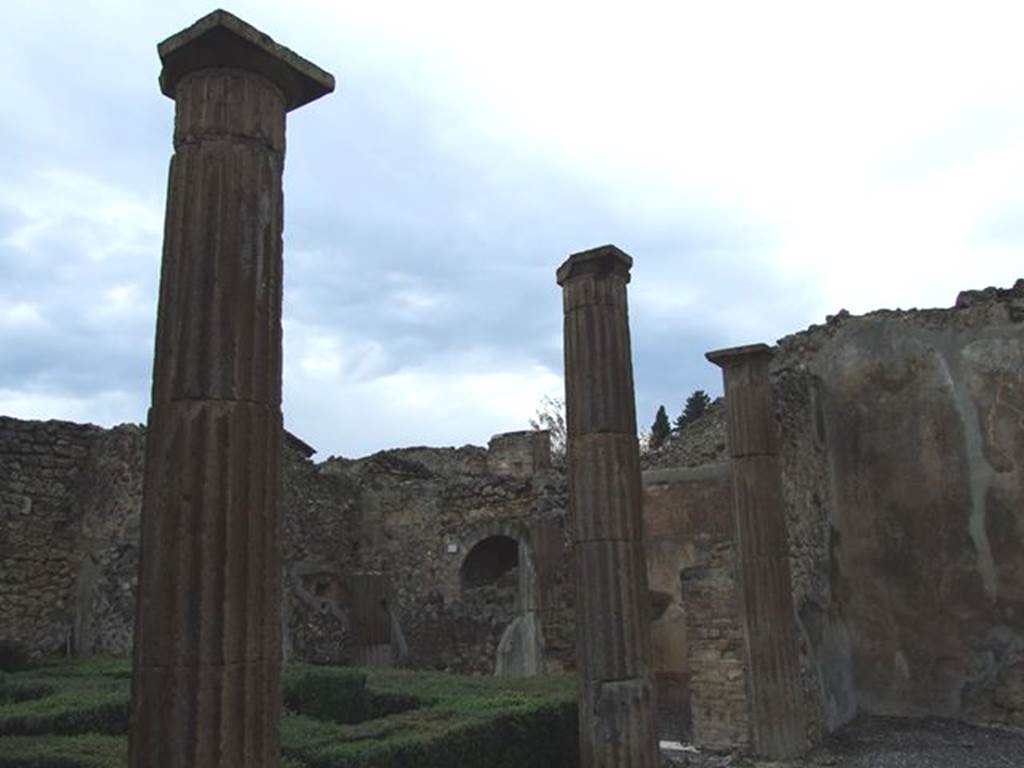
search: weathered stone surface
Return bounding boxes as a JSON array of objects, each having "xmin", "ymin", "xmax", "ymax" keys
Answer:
[
  {"xmin": 568, "ymin": 433, "xmax": 644, "ymax": 543},
  {"xmin": 559, "ymin": 244, "xmax": 658, "ymax": 767},
  {"xmin": 129, "ymin": 14, "xmax": 332, "ymax": 768},
  {"xmin": 0, "ymin": 418, "xmax": 579, "ymax": 678},
  {"xmin": 0, "ymin": 417, "xmax": 103, "ymax": 659},
  {"xmin": 6, "ymin": 277, "xmax": 1024, "ymax": 753},
  {"xmin": 706, "ymin": 344, "xmax": 777, "ymax": 457},
  {"xmin": 559, "ymin": 246, "xmax": 638, "ymax": 439},
  {"xmin": 681, "ymin": 538, "xmax": 749, "ymax": 752},
  {"xmin": 774, "ymin": 367, "xmax": 853, "ymax": 737},
  {"xmin": 73, "ymin": 424, "xmax": 145, "ymax": 657},
  {"xmin": 573, "ymin": 540, "xmax": 650, "ymax": 681},
  {"xmin": 487, "ymin": 430, "xmax": 551, "ymax": 478},
  {"xmin": 642, "ymin": 398, "xmax": 729, "ymax": 470},
  {"xmin": 709, "ymin": 344, "xmax": 807, "ymax": 759},
  {"xmin": 133, "ymin": 401, "xmax": 282, "ymax": 670},
  {"xmin": 777, "ymin": 300, "xmax": 1024, "ymax": 729},
  {"xmin": 580, "ymin": 675, "xmax": 658, "ymax": 766},
  {"xmin": 153, "ymin": 71, "xmax": 286, "ymax": 406},
  {"xmin": 158, "ymin": 9, "xmax": 334, "ymax": 111},
  {"xmin": 643, "ymin": 464, "xmax": 734, "ymax": 742}
]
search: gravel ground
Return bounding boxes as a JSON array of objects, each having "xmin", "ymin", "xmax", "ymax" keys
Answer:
[{"xmin": 662, "ymin": 716, "xmax": 1024, "ymax": 768}]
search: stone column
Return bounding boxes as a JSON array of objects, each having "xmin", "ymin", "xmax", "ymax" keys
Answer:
[
  {"xmin": 705, "ymin": 344, "xmax": 806, "ymax": 759},
  {"xmin": 129, "ymin": 11, "xmax": 333, "ymax": 768},
  {"xmin": 557, "ymin": 245, "xmax": 658, "ymax": 768}
]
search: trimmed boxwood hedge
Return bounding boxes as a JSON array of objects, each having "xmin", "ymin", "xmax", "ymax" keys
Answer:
[
  {"xmin": 0, "ymin": 659, "xmax": 578, "ymax": 768},
  {"xmin": 282, "ymin": 667, "xmax": 420, "ymax": 725},
  {"xmin": 279, "ymin": 665, "xmax": 577, "ymax": 768}
]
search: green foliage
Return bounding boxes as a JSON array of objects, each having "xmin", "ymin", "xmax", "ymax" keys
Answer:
[
  {"xmin": 650, "ymin": 405, "xmax": 672, "ymax": 449},
  {"xmin": 674, "ymin": 389, "xmax": 711, "ymax": 432},
  {"xmin": 287, "ymin": 701, "xmax": 577, "ymax": 768},
  {"xmin": 0, "ymin": 641, "xmax": 32, "ymax": 673},
  {"xmin": 0, "ymin": 733, "xmax": 126, "ymax": 768},
  {"xmin": 280, "ymin": 665, "xmax": 576, "ymax": 767},
  {"xmin": 1, "ymin": 659, "xmax": 578, "ymax": 768},
  {"xmin": 284, "ymin": 668, "xmax": 371, "ymax": 724},
  {"xmin": 25, "ymin": 659, "xmax": 130, "ymax": 680},
  {"xmin": 0, "ymin": 684, "xmax": 128, "ymax": 737},
  {"xmin": 367, "ymin": 690, "xmax": 421, "ymax": 720},
  {"xmin": 529, "ymin": 395, "xmax": 567, "ymax": 465},
  {"xmin": 0, "ymin": 679, "xmax": 54, "ymax": 706},
  {"xmin": 282, "ymin": 667, "xmax": 421, "ymax": 726}
]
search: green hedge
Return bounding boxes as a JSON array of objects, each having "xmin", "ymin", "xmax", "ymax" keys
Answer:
[
  {"xmin": 0, "ymin": 671, "xmax": 128, "ymax": 741},
  {"xmin": 279, "ymin": 666, "xmax": 577, "ymax": 768},
  {"xmin": 282, "ymin": 699, "xmax": 578, "ymax": 768},
  {"xmin": 282, "ymin": 667, "xmax": 421, "ymax": 725},
  {"xmin": 0, "ymin": 660, "xmax": 578, "ymax": 768},
  {"xmin": 284, "ymin": 668, "xmax": 377, "ymax": 724},
  {"xmin": 0, "ymin": 734, "xmax": 125, "ymax": 768}
]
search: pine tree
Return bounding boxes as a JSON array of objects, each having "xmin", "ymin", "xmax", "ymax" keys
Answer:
[
  {"xmin": 650, "ymin": 405, "xmax": 672, "ymax": 450},
  {"xmin": 675, "ymin": 389, "xmax": 710, "ymax": 432}
]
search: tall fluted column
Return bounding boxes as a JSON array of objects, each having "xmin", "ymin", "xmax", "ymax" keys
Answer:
[
  {"xmin": 706, "ymin": 344, "xmax": 807, "ymax": 759},
  {"xmin": 557, "ymin": 245, "xmax": 658, "ymax": 768},
  {"xmin": 129, "ymin": 11, "xmax": 333, "ymax": 768}
]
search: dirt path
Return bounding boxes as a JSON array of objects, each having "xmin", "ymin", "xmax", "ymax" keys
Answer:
[{"xmin": 662, "ymin": 716, "xmax": 1024, "ymax": 768}]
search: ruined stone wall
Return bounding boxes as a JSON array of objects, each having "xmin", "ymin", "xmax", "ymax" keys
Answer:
[
  {"xmin": 642, "ymin": 398, "xmax": 729, "ymax": 471},
  {"xmin": 772, "ymin": 367, "xmax": 855, "ymax": 736},
  {"xmin": 0, "ymin": 420, "xmax": 572, "ymax": 677},
  {"xmin": 670, "ymin": 465, "xmax": 748, "ymax": 752},
  {"xmin": 643, "ymin": 464, "xmax": 745, "ymax": 746},
  {"xmin": 71, "ymin": 424, "xmax": 145, "ymax": 657},
  {"xmin": 0, "ymin": 417, "xmax": 103, "ymax": 658},
  {"xmin": 634, "ymin": 281, "xmax": 1024, "ymax": 743},
  {"xmin": 777, "ymin": 282, "xmax": 1024, "ymax": 728},
  {"xmin": 279, "ymin": 442, "xmax": 361, "ymax": 664},
  {"xmin": 487, "ymin": 430, "xmax": 551, "ymax": 478},
  {"xmin": 331, "ymin": 446, "xmax": 572, "ymax": 674}
]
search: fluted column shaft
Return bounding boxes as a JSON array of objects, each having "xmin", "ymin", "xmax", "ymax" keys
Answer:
[
  {"xmin": 706, "ymin": 344, "xmax": 807, "ymax": 759},
  {"xmin": 130, "ymin": 67, "xmax": 285, "ymax": 768},
  {"xmin": 557, "ymin": 245, "xmax": 658, "ymax": 768},
  {"xmin": 130, "ymin": 12, "xmax": 333, "ymax": 768}
]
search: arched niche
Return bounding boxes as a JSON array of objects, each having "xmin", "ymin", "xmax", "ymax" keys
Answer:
[{"xmin": 460, "ymin": 535, "xmax": 519, "ymax": 590}]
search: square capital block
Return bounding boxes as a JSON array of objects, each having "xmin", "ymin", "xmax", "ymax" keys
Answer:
[
  {"xmin": 159, "ymin": 9, "xmax": 335, "ymax": 111},
  {"xmin": 705, "ymin": 343, "xmax": 773, "ymax": 369},
  {"xmin": 557, "ymin": 244, "xmax": 633, "ymax": 286}
]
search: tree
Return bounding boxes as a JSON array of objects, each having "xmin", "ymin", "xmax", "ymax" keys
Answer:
[
  {"xmin": 529, "ymin": 395, "xmax": 566, "ymax": 465},
  {"xmin": 650, "ymin": 405, "xmax": 672, "ymax": 450},
  {"xmin": 674, "ymin": 389, "xmax": 711, "ymax": 432}
]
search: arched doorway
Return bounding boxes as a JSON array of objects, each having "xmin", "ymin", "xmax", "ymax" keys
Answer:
[
  {"xmin": 460, "ymin": 535, "xmax": 519, "ymax": 590},
  {"xmin": 457, "ymin": 532, "xmax": 544, "ymax": 676}
]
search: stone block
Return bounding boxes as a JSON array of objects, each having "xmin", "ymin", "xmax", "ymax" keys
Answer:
[{"xmin": 568, "ymin": 432, "xmax": 643, "ymax": 543}]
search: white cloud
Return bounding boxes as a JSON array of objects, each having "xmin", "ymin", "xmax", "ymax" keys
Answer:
[
  {"xmin": 0, "ymin": 302, "xmax": 47, "ymax": 331},
  {"xmin": 2, "ymin": 0, "xmax": 1023, "ymax": 455},
  {"xmin": 0, "ymin": 168, "xmax": 161, "ymax": 260},
  {"xmin": 284, "ymin": 335, "xmax": 562, "ymax": 457}
]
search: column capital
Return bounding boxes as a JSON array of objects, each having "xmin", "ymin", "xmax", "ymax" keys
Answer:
[
  {"xmin": 158, "ymin": 9, "xmax": 335, "ymax": 111},
  {"xmin": 556, "ymin": 244, "xmax": 633, "ymax": 286},
  {"xmin": 705, "ymin": 342, "xmax": 773, "ymax": 369}
]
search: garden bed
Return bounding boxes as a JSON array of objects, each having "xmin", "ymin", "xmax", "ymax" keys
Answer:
[{"xmin": 0, "ymin": 659, "xmax": 577, "ymax": 767}]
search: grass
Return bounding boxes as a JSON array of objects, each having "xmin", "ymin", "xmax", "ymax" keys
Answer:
[{"xmin": 0, "ymin": 659, "xmax": 578, "ymax": 767}]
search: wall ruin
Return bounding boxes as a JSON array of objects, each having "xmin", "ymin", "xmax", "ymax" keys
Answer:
[
  {"xmin": 774, "ymin": 281, "xmax": 1024, "ymax": 729},
  {"xmin": 1, "ymin": 279, "xmax": 1022, "ymax": 750},
  {"xmin": 0, "ymin": 423, "xmax": 575, "ymax": 678}
]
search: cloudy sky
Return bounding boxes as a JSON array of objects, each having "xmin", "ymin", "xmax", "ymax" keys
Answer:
[{"xmin": 1, "ymin": 1, "xmax": 1022, "ymax": 458}]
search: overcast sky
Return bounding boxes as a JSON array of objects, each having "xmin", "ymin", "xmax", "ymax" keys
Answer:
[{"xmin": 1, "ymin": 1, "xmax": 1022, "ymax": 458}]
